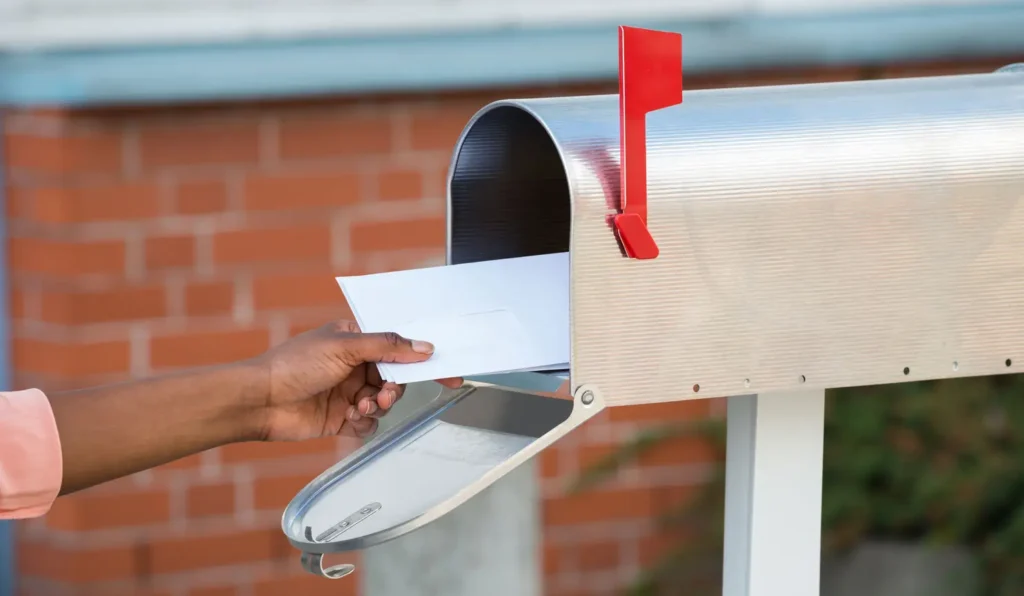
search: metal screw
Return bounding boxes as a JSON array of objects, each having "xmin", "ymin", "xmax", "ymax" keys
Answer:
[{"xmin": 581, "ymin": 390, "xmax": 595, "ymax": 405}]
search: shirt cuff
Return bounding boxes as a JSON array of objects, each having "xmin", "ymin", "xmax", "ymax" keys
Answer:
[{"xmin": 0, "ymin": 388, "xmax": 63, "ymax": 519}]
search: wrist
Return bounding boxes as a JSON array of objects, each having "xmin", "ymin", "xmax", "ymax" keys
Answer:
[{"xmin": 225, "ymin": 359, "xmax": 273, "ymax": 443}]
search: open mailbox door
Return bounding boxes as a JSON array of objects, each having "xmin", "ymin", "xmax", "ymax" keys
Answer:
[
  {"xmin": 283, "ymin": 23, "xmax": 1024, "ymax": 588},
  {"xmin": 281, "ymin": 372, "xmax": 600, "ymax": 579}
]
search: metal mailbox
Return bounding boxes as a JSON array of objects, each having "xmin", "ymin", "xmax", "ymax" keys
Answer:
[{"xmin": 284, "ymin": 26, "xmax": 1024, "ymax": 594}]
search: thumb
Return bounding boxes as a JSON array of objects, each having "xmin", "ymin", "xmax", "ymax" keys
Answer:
[{"xmin": 343, "ymin": 331, "xmax": 435, "ymax": 364}]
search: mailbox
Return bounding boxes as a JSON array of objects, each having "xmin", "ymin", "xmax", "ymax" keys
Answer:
[{"xmin": 283, "ymin": 26, "xmax": 1024, "ymax": 588}]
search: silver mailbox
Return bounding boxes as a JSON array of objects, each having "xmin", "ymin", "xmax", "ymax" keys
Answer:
[{"xmin": 284, "ymin": 62, "xmax": 1024, "ymax": 578}]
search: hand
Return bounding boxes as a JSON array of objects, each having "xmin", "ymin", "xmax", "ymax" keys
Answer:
[{"xmin": 252, "ymin": 320, "xmax": 462, "ymax": 441}]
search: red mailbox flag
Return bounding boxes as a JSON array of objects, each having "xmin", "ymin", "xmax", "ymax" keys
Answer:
[{"xmin": 615, "ymin": 26, "xmax": 683, "ymax": 260}]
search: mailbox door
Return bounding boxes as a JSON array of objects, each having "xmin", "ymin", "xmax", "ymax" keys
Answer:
[{"xmin": 282, "ymin": 373, "xmax": 603, "ymax": 576}]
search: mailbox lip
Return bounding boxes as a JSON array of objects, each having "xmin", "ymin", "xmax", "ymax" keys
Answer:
[
  {"xmin": 444, "ymin": 98, "xmax": 580, "ymax": 267},
  {"xmin": 281, "ymin": 375, "xmax": 602, "ymax": 555}
]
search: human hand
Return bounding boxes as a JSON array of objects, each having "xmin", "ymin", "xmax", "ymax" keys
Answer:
[{"xmin": 251, "ymin": 320, "xmax": 462, "ymax": 441}]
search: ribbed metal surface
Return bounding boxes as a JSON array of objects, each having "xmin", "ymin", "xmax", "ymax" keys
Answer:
[{"xmin": 449, "ymin": 70, "xmax": 1024, "ymax": 406}]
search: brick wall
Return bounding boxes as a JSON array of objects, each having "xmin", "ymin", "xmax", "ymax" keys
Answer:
[{"xmin": 3, "ymin": 56, "xmax": 1019, "ymax": 596}]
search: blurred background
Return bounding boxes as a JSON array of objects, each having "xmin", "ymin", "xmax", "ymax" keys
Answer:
[{"xmin": 2, "ymin": 1, "xmax": 1024, "ymax": 595}]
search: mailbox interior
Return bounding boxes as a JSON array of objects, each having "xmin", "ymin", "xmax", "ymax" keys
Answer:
[{"xmin": 448, "ymin": 105, "xmax": 572, "ymax": 265}]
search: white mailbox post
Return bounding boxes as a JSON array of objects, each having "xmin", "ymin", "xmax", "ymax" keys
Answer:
[{"xmin": 283, "ymin": 28, "xmax": 1024, "ymax": 596}]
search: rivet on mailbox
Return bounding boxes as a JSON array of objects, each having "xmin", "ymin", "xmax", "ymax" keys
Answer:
[{"xmin": 282, "ymin": 26, "xmax": 1024, "ymax": 595}]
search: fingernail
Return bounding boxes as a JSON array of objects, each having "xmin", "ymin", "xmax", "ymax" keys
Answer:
[
  {"xmin": 411, "ymin": 340, "xmax": 434, "ymax": 354},
  {"xmin": 348, "ymin": 407, "xmax": 362, "ymax": 422},
  {"xmin": 364, "ymin": 401, "xmax": 377, "ymax": 415}
]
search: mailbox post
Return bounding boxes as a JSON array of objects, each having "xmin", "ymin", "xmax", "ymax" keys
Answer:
[{"xmin": 284, "ymin": 29, "xmax": 1024, "ymax": 596}]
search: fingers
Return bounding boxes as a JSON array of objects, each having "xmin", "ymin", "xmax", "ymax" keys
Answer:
[
  {"xmin": 340, "ymin": 331, "xmax": 435, "ymax": 365},
  {"xmin": 436, "ymin": 377, "xmax": 464, "ymax": 389},
  {"xmin": 345, "ymin": 406, "xmax": 379, "ymax": 438},
  {"xmin": 351, "ymin": 382, "xmax": 404, "ymax": 418},
  {"xmin": 344, "ymin": 388, "xmax": 381, "ymax": 438}
]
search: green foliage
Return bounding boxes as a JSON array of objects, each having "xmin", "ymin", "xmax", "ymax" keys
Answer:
[
  {"xmin": 573, "ymin": 374, "xmax": 1024, "ymax": 595},
  {"xmin": 825, "ymin": 375, "xmax": 1024, "ymax": 594}
]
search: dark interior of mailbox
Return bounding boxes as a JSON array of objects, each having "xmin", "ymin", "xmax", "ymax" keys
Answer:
[{"xmin": 449, "ymin": 106, "xmax": 571, "ymax": 265}]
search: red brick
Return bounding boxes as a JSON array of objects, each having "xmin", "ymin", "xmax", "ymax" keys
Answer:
[
  {"xmin": 147, "ymin": 529, "xmax": 277, "ymax": 574},
  {"xmin": 634, "ymin": 435, "xmax": 719, "ymax": 467},
  {"xmin": 244, "ymin": 171, "xmax": 360, "ymax": 211},
  {"xmin": 10, "ymin": 237, "xmax": 125, "ymax": 277},
  {"xmin": 546, "ymin": 485, "xmax": 697, "ymax": 527},
  {"xmin": 4, "ymin": 131, "xmax": 123, "ymax": 175},
  {"xmin": 25, "ymin": 183, "xmax": 160, "ymax": 223},
  {"xmin": 409, "ymin": 104, "xmax": 479, "ymax": 151},
  {"xmin": 5, "ymin": 106, "xmax": 70, "ymax": 121},
  {"xmin": 78, "ymin": 586, "xmax": 175, "ymax": 596},
  {"xmin": 150, "ymin": 328, "xmax": 269, "ymax": 368},
  {"xmin": 577, "ymin": 541, "xmax": 620, "ymax": 572},
  {"xmin": 543, "ymin": 544, "xmax": 564, "ymax": 575},
  {"xmin": 17, "ymin": 541, "xmax": 138, "ymax": 582},
  {"xmin": 278, "ymin": 113, "xmax": 392, "ymax": 160},
  {"xmin": 14, "ymin": 338, "xmax": 131, "ymax": 378},
  {"xmin": 220, "ymin": 437, "xmax": 337, "ymax": 463},
  {"xmin": 377, "ymin": 167, "xmax": 423, "ymax": 201},
  {"xmin": 544, "ymin": 487, "xmax": 655, "ymax": 526},
  {"xmin": 160, "ymin": 452, "xmax": 204, "ymax": 470},
  {"xmin": 350, "ymin": 217, "xmax": 445, "ymax": 252},
  {"xmin": 253, "ymin": 474, "xmax": 317, "ymax": 511},
  {"xmin": 254, "ymin": 572, "xmax": 358, "ymax": 596},
  {"xmin": 45, "ymin": 489, "xmax": 170, "ymax": 531},
  {"xmin": 9, "ymin": 289, "xmax": 28, "ymax": 319},
  {"xmin": 39, "ymin": 284, "xmax": 166, "ymax": 324},
  {"xmin": 146, "ymin": 235, "xmax": 195, "ymax": 270},
  {"xmin": 185, "ymin": 281, "xmax": 235, "ymax": 316},
  {"xmin": 428, "ymin": 162, "xmax": 450, "ymax": 198},
  {"xmin": 251, "ymin": 271, "xmax": 346, "ymax": 311},
  {"xmin": 176, "ymin": 178, "xmax": 230, "ymax": 214},
  {"xmin": 605, "ymin": 399, "xmax": 711, "ymax": 423},
  {"xmin": 139, "ymin": 122, "xmax": 260, "ymax": 169},
  {"xmin": 187, "ymin": 483, "xmax": 236, "ymax": 518},
  {"xmin": 539, "ymin": 449, "xmax": 560, "ymax": 479},
  {"xmin": 577, "ymin": 443, "xmax": 616, "ymax": 471},
  {"xmin": 212, "ymin": 225, "xmax": 331, "ymax": 265},
  {"xmin": 5, "ymin": 184, "xmax": 31, "ymax": 220}
]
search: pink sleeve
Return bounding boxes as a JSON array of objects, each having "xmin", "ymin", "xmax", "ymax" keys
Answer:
[{"xmin": 0, "ymin": 389, "xmax": 63, "ymax": 519}]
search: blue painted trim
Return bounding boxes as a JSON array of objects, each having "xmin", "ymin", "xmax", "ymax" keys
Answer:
[
  {"xmin": 2, "ymin": 5, "xmax": 1024, "ymax": 106},
  {"xmin": 0, "ymin": 114, "xmax": 15, "ymax": 596}
]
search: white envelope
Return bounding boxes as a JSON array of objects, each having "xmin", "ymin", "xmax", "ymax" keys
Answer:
[{"xmin": 336, "ymin": 252, "xmax": 570, "ymax": 384}]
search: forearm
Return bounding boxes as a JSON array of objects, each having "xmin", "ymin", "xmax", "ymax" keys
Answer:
[{"xmin": 49, "ymin": 362, "xmax": 269, "ymax": 495}]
